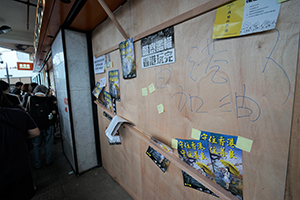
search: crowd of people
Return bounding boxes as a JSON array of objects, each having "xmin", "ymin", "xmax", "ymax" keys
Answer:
[{"xmin": 0, "ymin": 80, "xmax": 58, "ymax": 200}]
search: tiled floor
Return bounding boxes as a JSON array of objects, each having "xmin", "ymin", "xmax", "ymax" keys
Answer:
[{"xmin": 31, "ymin": 136, "xmax": 133, "ymax": 200}]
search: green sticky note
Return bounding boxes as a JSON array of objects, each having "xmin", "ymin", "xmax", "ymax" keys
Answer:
[
  {"xmin": 142, "ymin": 88, "xmax": 148, "ymax": 96},
  {"xmin": 157, "ymin": 104, "xmax": 164, "ymax": 114},
  {"xmin": 148, "ymin": 83, "xmax": 156, "ymax": 93},
  {"xmin": 278, "ymin": 0, "xmax": 288, "ymax": 3},
  {"xmin": 172, "ymin": 139, "xmax": 178, "ymax": 149},
  {"xmin": 191, "ymin": 128, "xmax": 201, "ymax": 140},
  {"xmin": 236, "ymin": 136, "xmax": 253, "ymax": 153}
]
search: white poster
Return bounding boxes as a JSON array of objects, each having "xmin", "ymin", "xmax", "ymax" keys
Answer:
[
  {"xmin": 94, "ymin": 55, "xmax": 105, "ymax": 74},
  {"xmin": 240, "ymin": 0, "xmax": 281, "ymax": 36}
]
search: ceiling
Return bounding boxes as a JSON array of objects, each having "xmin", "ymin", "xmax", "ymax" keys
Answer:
[
  {"xmin": 0, "ymin": 0, "xmax": 127, "ymax": 72},
  {"xmin": 0, "ymin": 0, "xmax": 37, "ymax": 54}
]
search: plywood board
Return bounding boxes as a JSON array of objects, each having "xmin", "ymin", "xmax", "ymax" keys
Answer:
[
  {"xmin": 93, "ymin": 0, "xmax": 300, "ymax": 199},
  {"xmin": 284, "ymin": 24, "xmax": 300, "ymax": 200}
]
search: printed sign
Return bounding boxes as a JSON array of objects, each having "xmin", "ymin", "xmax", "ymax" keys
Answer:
[
  {"xmin": 141, "ymin": 26, "xmax": 175, "ymax": 68},
  {"xmin": 213, "ymin": 0, "xmax": 281, "ymax": 39},
  {"xmin": 17, "ymin": 62, "xmax": 33, "ymax": 70},
  {"xmin": 94, "ymin": 55, "xmax": 105, "ymax": 74}
]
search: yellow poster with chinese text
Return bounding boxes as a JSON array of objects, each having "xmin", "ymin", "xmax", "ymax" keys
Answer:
[
  {"xmin": 213, "ymin": 0, "xmax": 245, "ymax": 39},
  {"xmin": 213, "ymin": 0, "xmax": 281, "ymax": 39}
]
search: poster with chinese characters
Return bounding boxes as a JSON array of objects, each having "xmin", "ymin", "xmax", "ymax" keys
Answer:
[
  {"xmin": 177, "ymin": 139, "xmax": 217, "ymax": 197},
  {"xmin": 200, "ymin": 131, "xmax": 243, "ymax": 199},
  {"xmin": 108, "ymin": 69, "xmax": 120, "ymax": 101},
  {"xmin": 213, "ymin": 0, "xmax": 281, "ymax": 39},
  {"xmin": 93, "ymin": 55, "xmax": 105, "ymax": 74},
  {"xmin": 141, "ymin": 26, "xmax": 175, "ymax": 68},
  {"xmin": 146, "ymin": 146, "xmax": 170, "ymax": 173},
  {"xmin": 92, "ymin": 82, "xmax": 103, "ymax": 98},
  {"xmin": 105, "ymin": 53, "xmax": 113, "ymax": 69},
  {"xmin": 103, "ymin": 91, "xmax": 113, "ymax": 112},
  {"xmin": 119, "ymin": 37, "xmax": 137, "ymax": 79}
]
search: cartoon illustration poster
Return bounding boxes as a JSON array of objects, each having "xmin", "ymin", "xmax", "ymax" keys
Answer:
[
  {"xmin": 177, "ymin": 139, "xmax": 217, "ymax": 197},
  {"xmin": 108, "ymin": 69, "xmax": 120, "ymax": 101},
  {"xmin": 119, "ymin": 37, "xmax": 137, "ymax": 79},
  {"xmin": 200, "ymin": 131, "xmax": 243, "ymax": 199}
]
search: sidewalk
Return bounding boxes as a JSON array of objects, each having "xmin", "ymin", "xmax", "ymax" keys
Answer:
[{"xmin": 31, "ymin": 135, "xmax": 132, "ymax": 200}]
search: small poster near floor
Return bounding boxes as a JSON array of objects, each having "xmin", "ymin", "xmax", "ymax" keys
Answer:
[
  {"xmin": 177, "ymin": 138, "xmax": 217, "ymax": 197},
  {"xmin": 145, "ymin": 137, "xmax": 173, "ymax": 173},
  {"xmin": 146, "ymin": 146, "xmax": 170, "ymax": 173}
]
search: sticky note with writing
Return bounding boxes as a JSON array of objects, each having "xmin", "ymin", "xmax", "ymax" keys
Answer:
[
  {"xmin": 157, "ymin": 104, "xmax": 164, "ymax": 114},
  {"xmin": 191, "ymin": 128, "xmax": 201, "ymax": 140},
  {"xmin": 142, "ymin": 88, "xmax": 148, "ymax": 96},
  {"xmin": 148, "ymin": 83, "xmax": 156, "ymax": 93},
  {"xmin": 171, "ymin": 139, "xmax": 178, "ymax": 149},
  {"xmin": 236, "ymin": 136, "xmax": 253, "ymax": 153}
]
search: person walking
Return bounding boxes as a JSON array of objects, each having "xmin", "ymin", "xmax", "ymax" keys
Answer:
[
  {"xmin": 26, "ymin": 85, "xmax": 56, "ymax": 169},
  {"xmin": 21, "ymin": 83, "xmax": 33, "ymax": 107},
  {"xmin": 0, "ymin": 85, "xmax": 40, "ymax": 200}
]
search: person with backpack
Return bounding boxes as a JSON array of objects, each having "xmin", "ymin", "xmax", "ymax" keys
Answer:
[
  {"xmin": 0, "ymin": 85, "xmax": 40, "ymax": 200},
  {"xmin": 26, "ymin": 85, "xmax": 56, "ymax": 169}
]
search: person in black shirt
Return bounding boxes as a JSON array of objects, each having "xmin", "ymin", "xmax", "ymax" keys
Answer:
[
  {"xmin": 0, "ymin": 80, "xmax": 21, "ymax": 106},
  {"xmin": 0, "ymin": 85, "xmax": 40, "ymax": 200}
]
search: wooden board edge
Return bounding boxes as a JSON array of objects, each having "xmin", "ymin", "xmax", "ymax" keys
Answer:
[
  {"xmin": 94, "ymin": 0, "xmax": 233, "ymax": 58},
  {"xmin": 284, "ymin": 32, "xmax": 300, "ymax": 200}
]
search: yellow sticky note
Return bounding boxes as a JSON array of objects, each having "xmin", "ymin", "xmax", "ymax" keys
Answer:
[
  {"xmin": 278, "ymin": 0, "xmax": 288, "ymax": 3},
  {"xmin": 148, "ymin": 83, "xmax": 156, "ymax": 93},
  {"xmin": 172, "ymin": 139, "xmax": 178, "ymax": 149},
  {"xmin": 157, "ymin": 104, "xmax": 164, "ymax": 114},
  {"xmin": 142, "ymin": 88, "xmax": 148, "ymax": 96},
  {"xmin": 191, "ymin": 128, "xmax": 201, "ymax": 140},
  {"xmin": 236, "ymin": 136, "xmax": 253, "ymax": 153}
]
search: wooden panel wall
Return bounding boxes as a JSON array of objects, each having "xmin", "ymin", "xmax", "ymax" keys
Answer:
[{"xmin": 92, "ymin": 0, "xmax": 300, "ymax": 199}]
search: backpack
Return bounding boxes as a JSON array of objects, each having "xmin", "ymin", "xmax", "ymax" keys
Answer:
[{"xmin": 27, "ymin": 96, "xmax": 52, "ymax": 130}]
